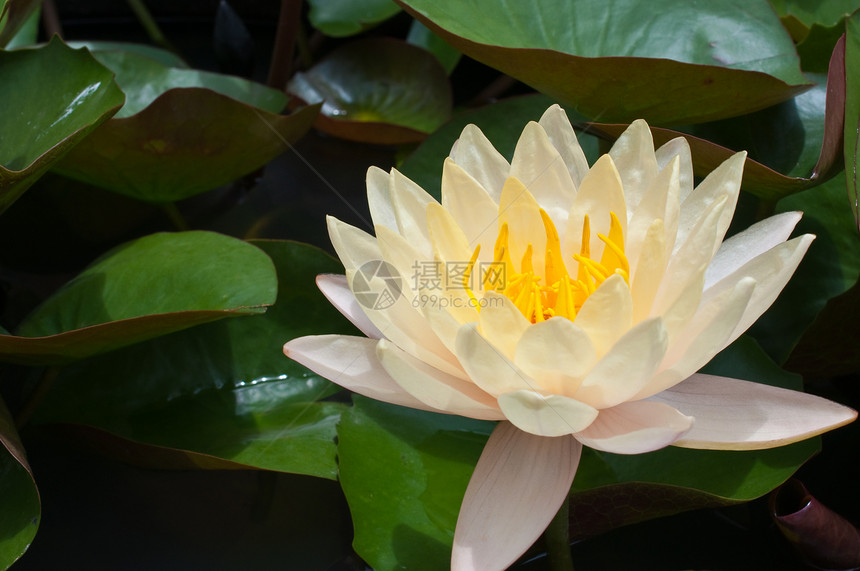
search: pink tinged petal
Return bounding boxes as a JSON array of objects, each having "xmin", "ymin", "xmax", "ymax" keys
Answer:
[
  {"xmin": 499, "ymin": 177, "xmax": 547, "ymax": 271},
  {"xmin": 376, "ymin": 339, "xmax": 504, "ymax": 421},
  {"xmin": 573, "ymin": 273, "xmax": 633, "ymax": 357},
  {"xmin": 608, "ymin": 119, "xmax": 658, "ymax": 214},
  {"xmin": 283, "ymin": 335, "xmax": 439, "ymax": 412},
  {"xmin": 514, "ymin": 317, "xmax": 598, "ymax": 397},
  {"xmin": 563, "ymin": 154, "xmax": 627, "ymax": 266},
  {"xmin": 366, "ymin": 166, "xmax": 398, "ymax": 230},
  {"xmin": 498, "ymin": 390, "xmax": 599, "ymax": 436},
  {"xmin": 538, "ymin": 104, "xmax": 590, "ymax": 187},
  {"xmin": 326, "ymin": 216, "xmax": 382, "ymax": 271},
  {"xmin": 441, "ymin": 158, "xmax": 500, "ymax": 259},
  {"xmin": 630, "ymin": 219, "xmax": 667, "ymax": 323},
  {"xmin": 574, "ymin": 400, "xmax": 693, "ymax": 454},
  {"xmin": 478, "ymin": 292, "xmax": 530, "ymax": 359},
  {"xmin": 449, "ymin": 123, "xmax": 510, "ymax": 202},
  {"xmin": 452, "ymin": 423, "xmax": 581, "ymax": 571},
  {"xmin": 574, "ymin": 317, "xmax": 669, "ymax": 409},
  {"xmin": 316, "ymin": 274, "xmax": 383, "ymax": 339},
  {"xmin": 389, "ymin": 168, "xmax": 436, "ymax": 258},
  {"xmin": 427, "ymin": 201, "xmax": 473, "ymax": 263},
  {"xmin": 704, "ymin": 211, "xmax": 802, "ymax": 290},
  {"xmin": 651, "ymin": 374, "xmax": 858, "ymax": 450},
  {"xmin": 455, "ymin": 322, "xmax": 538, "ymax": 397},
  {"xmin": 510, "ymin": 121, "xmax": 576, "ymax": 226}
]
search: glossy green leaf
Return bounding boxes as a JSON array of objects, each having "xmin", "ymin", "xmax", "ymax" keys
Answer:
[
  {"xmin": 0, "ymin": 0, "xmax": 39, "ymax": 47},
  {"xmin": 846, "ymin": 12, "xmax": 860, "ymax": 228},
  {"xmin": 0, "ymin": 397, "xmax": 40, "ymax": 569},
  {"xmin": 307, "ymin": 0, "xmax": 400, "ymax": 37},
  {"xmin": 288, "ymin": 38, "xmax": 451, "ymax": 144},
  {"xmin": 407, "ymin": 20, "xmax": 461, "ymax": 74},
  {"xmin": 771, "ymin": 0, "xmax": 860, "ymax": 28},
  {"xmin": 400, "ymin": 94, "xmax": 600, "ymax": 200},
  {"xmin": 0, "ymin": 38, "xmax": 124, "ymax": 214},
  {"xmin": 398, "ymin": 0, "xmax": 811, "ymax": 124},
  {"xmin": 29, "ymin": 241, "xmax": 356, "ymax": 479},
  {"xmin": 66, "ymin": 41, "xmax": 189, "ymax": 69},
  {"xmin": 1, "ymin": 231, "xmax": 277, "ymax": 365}
]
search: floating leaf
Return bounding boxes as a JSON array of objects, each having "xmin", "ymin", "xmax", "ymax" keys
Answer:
[
  {"xmin": 306, "ymin": 0, "xmax": 400, "ymax": 37},
  {"xmin": 0, "ymin": 231, "xmax": 277, "ymax": 365},
  {"xmin": 65, "ymin": 41, "xmax": 189, "ymax": 68},
  {"xmin": 29, "ymin": 241, "xmax": 355, "ymax": 479},
  {"xmin": 397, "ymin": 0, "xmax": 811, "ymax": 124},
  {"xmin": 0, "ymin": 38, "xmax": 124, "ymax": 214},
  {"xmin": 288, "ymin": 38, "xmax": 451, "ymax": 144}
]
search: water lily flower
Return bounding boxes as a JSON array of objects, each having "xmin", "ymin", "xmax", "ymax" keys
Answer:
[{"xmin": 284, "ymin": 105, "xmax": 856, "ymax": 571}]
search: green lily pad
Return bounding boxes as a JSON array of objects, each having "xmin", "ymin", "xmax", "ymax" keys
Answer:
[
  {"xmin": 397, "ymin": 0, "xmax": 811, "ymax": 124},
  {"xmin": 66, "ymin": 41, "xmax": 189, "ymax": 69},
  {"xmin": 846, "ymin": 12, "xmax": 860, "ymax": 229},
  {"xmin": 0, "ymin": 38, "xmax": 124, "ymax": 214},
  {"xmin": 0, "ymin": 0, "xmax": 39, "ymax": 47},
  {"xmin": 0, "ymin": 397, "xmax": 40, "ymax": 569},
  {"xmin": 306, "ymin": 0, "xmax": 400, "ymax": 37},
  {"xmin": 771, "ymin": 0, "xmax": 860, "ymax": 29},
  {"xmin": 288, "ymin": 38, "xmax": 451, "ymax": 144},
  {"xmin": 336, "ymin": 337, "xmax": 818, "ymax": 570},
  {"xmin": 28, "ymin": 241, "xmax": 356, "ymax": 479},
  {"xmin": 0, "ymin": 231, "xmax": 277, "ymax": 365}
]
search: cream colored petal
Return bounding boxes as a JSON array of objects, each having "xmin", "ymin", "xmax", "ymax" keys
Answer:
[
  {"xmin": 316, "ymin": 274, "xmax": 383, "ymax": 339},
  {"xmin": 499, "ymin": 177, "xmax": 546, "ymax": 271},
  {"xmin": 478, "ymin": 291, "xmax": 531, "ymax": 359},
  {"xmin": 513, "ymin": 317, "xmax": 598, "ymax": 397},
  {"xmin": 574, "ymin": 317, "xmax": 668, "ymax": 409},
  {"xmin": 630, "ymin": 219, "xmax": 667, "ymax": 323},
  {"xmin": 538, "ymin": 104, "xmax": 590, "ymax": 187},
  {"xmin": 427, "ymin": 201, "xmax": 473, "ymax": 263},
  {"xmin": 366, "ymin": 166, "xmax": 397, "ymax": 230},
  {"xmin": 562, "ymin": 154, "xmax": 627, "ymax": 266},
  {"xmin": 374, "ymin": 224, "xmax": 426, "ymax": 290},
  {"xmin": 608, "ymin": 119, "xmax": 658, "ymax": 214},
  {"xmin": 326, "ymin": 216, "xmax": 382, "ymax": 272},
  {"xmin": 652, "ymin": 374, "xmax": 857, "ymax": 450},
  {"xmin": 656, "ymin": 264, "xmax": 706, "ymax": 344},
  {"xmin": 441, "ymin": 157, "xmax": 500, "ymax": 259},
  {"xmin": 390, "ymin": 168, "xmax": 436, "ymax": 258},
  {"xmin": 419, "ymin": 292, "xmax": 474, "ymax": 354},
  {"xmin": 573, "ymin": 273, "xmax": 633, "ymax": 357},
  {"xmin": 510, "ymin": 121, "xmax": 576, "ymax": 225},
  {"xmin": 283, "ymin": 335, "xmax": 439, "ymax": 412},
  {"xmin": 574, "ymin": 400, "xmax": 693, "ymax": 454},
  {"xmin": 498, "ymin": 390, "xmax": 599, "ymax": 436},
  {"xmin": 626, "ymin": 156, "xmax": 679, "ymax": 270},
  {"xmin": 704, "ymin": 211, "xmax": 802, "ymax": 290},
  {"xmin": 449, "ymin": 123, "xmax": 510, "ymax": 202},
  {"xmin": 455, "ymin": 322, "xmax": 538, "ymax": 396},
  {"xmin": 377, "ymin": 339, "xmax": 504, "ymax": 421},
  {"xmin": 451, "ymin": 422, "xmax": 581, "ymax": 571},
  {"xmin": 655, "ymin": 136, "xmax": 693, "ymax": 204}
]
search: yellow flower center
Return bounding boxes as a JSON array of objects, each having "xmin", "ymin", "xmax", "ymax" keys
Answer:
[{"xmin": 464, "ymin": 209, "xmax": 629, "ymax": 323}]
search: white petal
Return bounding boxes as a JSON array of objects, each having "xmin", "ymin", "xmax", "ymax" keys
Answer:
[
  {"xmin": 625, "ymin": 155, "xmax": 679, "ymax": 270},
  {"xmin": 455, "ymin": 322, "xmax": 538, "ymax": 396},
  {"xmin": 315, "ymin": 274, "xmax": 383, "ymax": 339},
  {"xmin": 478, "ymin": 291, "xmax": 530, "ymax": 360},
  {"xmin": 283, "ymin": 335, "xmax": 438, "ymax": 412},
  {"xmin": 651, "ymin": 374, "xmax": 857, "ymax": 450},
  {"xmin": 499, "ymin": 177, "xmax": 546, "ymax": 271},
  {"xmin": 573, "ymin": 273, "xmax": 633, "ymax": 357},
  {"xmin": 499, "ymin": 390, "xmax": 599, "ymax": 436},
  {"xmin": 538, "ymin": 104, "xmax": 590, "ymax": 187},
  {"xmin": 427, "ymin": 201, "xmax": 473, "ymax": 263},
  {"xmin": 441, "ymin": 157, "xmax": 500, "ymax": 259},
  {"xmin": 374, "ymin": 224, "xmax": 427, "ymax": 292},
  {"xmin": 655, "ymin": 136, "xmax": 693, "ymax": 204},
  {"xmin": 326, "ymin": 216, "xmax": 382, "ymax": 271},
  {"xmin": 390, "ymin": 168, "xmax": 436, "ymax": 258},
  {"xmin": 449, "ymin": 124, "xmax": 510, "ymax": 202},
  {"xmin": 366, "ymin": 166, "xmax": 397, "ymax": 230},
  {"xmin": 377, "ymin": 339, "xmax": 504, "ymax": 421},
  {"xmin": 514, "ymin": 317, "xmax": 598, "ymax": 396},
  {"xmin": 574, "ymin": 400, "xmax": 693, "ymax": 454},
  {"xmin": 608, "ymin": 119, "xmax": 658, "ymax": 214},
  {"xmin": 630, "ymin": 219, "xmax": 667, "ymax": 323},
  {"xmin": 452, "ymin": 423, "xmax": 581, "ymax": 571},
  {"xmin": 655, "ymin": 264, "xmax": 706, "ymax": 344}
]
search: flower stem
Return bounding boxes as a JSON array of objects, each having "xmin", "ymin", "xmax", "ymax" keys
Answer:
[{"xmin": 545, "ymin": 495, "xmax": 575, "ymax": 571}]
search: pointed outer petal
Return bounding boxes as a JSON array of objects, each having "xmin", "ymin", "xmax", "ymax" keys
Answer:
[
  {"xmin": 451, "ymin": 423, "xmax": 581, "ymax": 571},
  {"xmin": 283, "ymin": 335, "xmax": 439, "ymax": 413},
  {"xmin": 513, "ymin": 317, "xmax": 598, "ymax": 397},
  {"xmin": 574, "ymin": 317, "xmax": 669, "ymax": 410},
  {"xmin": 573, "ymin": 400, "xmax": 693, "ymax": 454},
  {"xmin": 327, "ymin": 216, "xmax": 382, "ymax": 272},
  {"xmin": 675, "ymin": 151, "xmax": 745, "ymax": 257},
  {"xmin": 376, "ymin": 339, "xmax": 504, "ymax": 421},
  {"xmin": 478, "ymin": 291, "xmax": 531, "ymax": 360},
  {"xmin": 539, "ymin": 104, "xmax": 590, "ymax": 188},
  {"xmin": 426, "ymin": 201, "xmax": 473, "ymax": 264},
  {"xmin": 655, "ymin": 136, "xmax": 694, "ymax": 204},
  {"xmin": 704, "ymin": 211, "xmax": 802, "ymax": 290},
  {"xmin": 656, "ymin": 264, "xmax": 707, "ymax": 345},
  {"xmin": 455, "ymin": 322, "xmax": 539, "ymax": 397},
  {"xmin": 390, "ymin": 168, "xmax": 436, "ymax": 259},
  {"xmin": 608, "ymin": 119, "xmax": 658, "ymax": 215},
  {"xmin": 572, "ymin": 274, "xmax": 633, "ymax": 357},
  {"xmin": 630, "ymin": 219, "xmax": 667, "ymax": 324},
  {"xmin": 374, "ymin": 224, "xmax": 425, "ymax": 292},
  {"xmin": 498, "ymin": 177, "xmax": 547, "ymax": 271},
  {"xmin": 316, "ymin": 274, "xmax": 383, "ymax": 339},
  {"xmin": 650, "ymin": 374, "xmax": 858, "ymax": 450},
  {"xmin": 562, "ymin": 155, "xmax": 627, "ymax": 267},
  {"xmin": 626, "ymin": 156, "xmax": 679, "ymax": 271},
  {"xmin": 509, "ymin": 121, "xmax": 576, "ymax": 226},
  {"xmin": 441, "ymin": 158, "xmax": 500, "ymax": 260},
  {"xmin": 636, "ymin": 277, "xmax": 756, "ymax": 400},
  {"xmin": 498, "ymin": 390, "xmax": 599, "ymax": 436},
  {"xmin": 449, "ymin": 123, "xmax": 510, "ymax": 202},
  {"xmin": 366, "ymin": 166, "xmax": 398, "ymax": 230}
]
